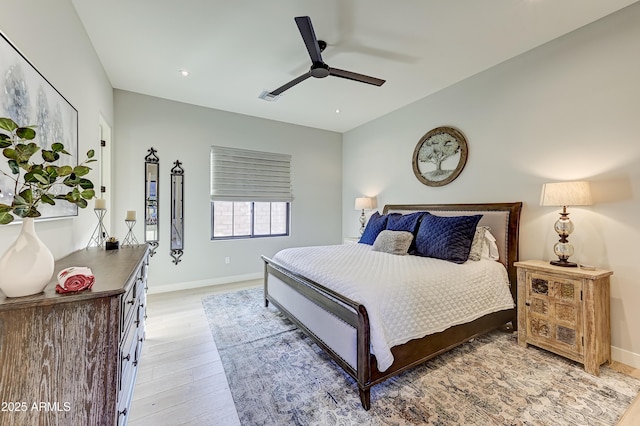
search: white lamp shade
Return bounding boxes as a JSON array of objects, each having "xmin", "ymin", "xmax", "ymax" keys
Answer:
[
  {"xmin": 540, "ymin": 181, "xmax": 592, "ymax": 207},
  {"xmin": 354, "ymin": 197, "xmax": 374, "ymax": 210}
]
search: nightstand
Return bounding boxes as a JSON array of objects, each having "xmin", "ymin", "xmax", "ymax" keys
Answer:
[
  {"xmin": 343, "ymin": 237, "xmax": 360, "ymax": 244},
  {"xmin": 515, "ymin": 260, "xmax": 613, "ymax": 375}
]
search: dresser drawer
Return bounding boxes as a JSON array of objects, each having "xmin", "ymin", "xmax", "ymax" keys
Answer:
[
  {"xmin": 121, "ymin": 281, "xmax": 137, "ymax": 335},
  {"xmin": 119, "ymin": 309, "xmax": 138, "ymax": 387},
  {"xmin": 118, "ymin": 327, "xmax": 142, "ymax": 425}
]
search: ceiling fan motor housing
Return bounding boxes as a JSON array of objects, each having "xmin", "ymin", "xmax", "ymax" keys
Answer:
[{"xmin": 311, "ymin": 63, "xmax": 330, "ymax": 78}]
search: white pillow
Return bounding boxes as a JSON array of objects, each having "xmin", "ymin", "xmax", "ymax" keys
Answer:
[{"xmin": 482, "ymin": 230, "xmax": 500, "ymax": 261}]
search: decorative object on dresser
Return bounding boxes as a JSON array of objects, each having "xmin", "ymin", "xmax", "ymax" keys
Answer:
[
  {"xmin": 412, "ymin": 126, "xmax": 468, "ymax": 187},
  {"xmin": 354, "ymin": 197, "xmax": 375, "ymax": 235},
  {"xmin": 515, "ymin": 259, "xmax": 612, "ymax": 375},
  {"xmin": 0, "ymin": 245, "xmax": 149, "ymax": 425},
  {"xmin": 0, "ymin": 218, "xmax": 54, "ymax": 297},
  {"xmin": 540, "ymin": 180, "xmax": 592, "ymax": 267},
  {"xmin": 0, "ymin": 118, "xmax": 96, "ymax": 297},
  {"xmin": 106, "ymin": 237, "xmax": 120, "ymax": 250},
  {"xmin": 87, "ymin": 198, "xmax": 110, "ymax": 249},
  {"xmin": 170, "ymin": 160, "xmax": 184, "ymax": 265},
  {"xmin": 144, "ymin": 147, "xmax": 159, "ymax": 256},
  {"xmin": 54, "ymin": 266, "xmax": 95, "ymax": 294},
  {"xmin": 123, "ymin": 210, "xmax": 139, "ymax": 247}
]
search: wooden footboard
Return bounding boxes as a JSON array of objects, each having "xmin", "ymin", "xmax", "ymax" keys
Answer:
[
  {"xmin": 263, "ymin": 202, "xmax": 522, "ymax": 409},
  {"xmin": 263, "ymin": 257, "xmax": 374, "ymax": 408}
]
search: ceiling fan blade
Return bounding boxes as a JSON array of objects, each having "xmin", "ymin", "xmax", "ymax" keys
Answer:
[
  {"xmin": 269, "ymin": 72, "xmax": 313, "ymax": 96},
  {"xmin": 329, "ymin": 68, "xmax": 385, "ymax": 86},
  {"xmin": 295, "ymin": 16, "xmax": 323, "ymax": 64}
]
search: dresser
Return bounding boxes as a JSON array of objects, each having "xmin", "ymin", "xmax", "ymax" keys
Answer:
[
  {"xmin": 515, "ymin": 260, "xmax": 612, "ymax": 375},
  {"xmin": 0, "ymin": 245, "xmax": 149, "ymax": 425}
]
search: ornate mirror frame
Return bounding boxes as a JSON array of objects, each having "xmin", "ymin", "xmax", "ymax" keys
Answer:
[
  {"xmin": 144, "ymin": 147, "xmax": 159, "ymax": 256},
  {"xmin": 170, "ymin": 160, "xmax": 184, "ymax": 265},
  {"xmin": 412, "ymin": 126, "xmax": 468, "ymax": 187}
]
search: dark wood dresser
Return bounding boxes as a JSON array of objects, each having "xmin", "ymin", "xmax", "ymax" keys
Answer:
[{"xmin": 0, "ymin": 245, "xmax": 149, "ymax": 425}]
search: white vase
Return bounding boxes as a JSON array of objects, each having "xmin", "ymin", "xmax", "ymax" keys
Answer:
[{"xmin": 0, "ymin": 218, "xmax": 55, "ymax": 297}]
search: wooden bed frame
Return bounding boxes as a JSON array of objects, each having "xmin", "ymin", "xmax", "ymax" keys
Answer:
[{"xmin": 261, "ymin": 202, "xmax": 522, "ymax": 410}]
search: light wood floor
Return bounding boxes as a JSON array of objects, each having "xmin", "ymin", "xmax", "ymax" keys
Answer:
[{"xmin": 129, "ymin": 281, "xmax": 640, "ymax": 425}]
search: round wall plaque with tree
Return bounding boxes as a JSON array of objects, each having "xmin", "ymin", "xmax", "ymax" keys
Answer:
[{"xmin": 412, "ymin": 126, "xmax": 468, "ymax": 187}]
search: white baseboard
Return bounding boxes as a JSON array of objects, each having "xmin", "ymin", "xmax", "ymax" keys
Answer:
[
  {"xmin": 147, "ymin": 272, "xmax": 263, "ymax": 295},
  {"xmin": 612, "ymin": 345, "xmax": 640, "ymax": 369}
]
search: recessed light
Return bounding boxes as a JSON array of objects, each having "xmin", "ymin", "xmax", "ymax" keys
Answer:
[
  {"xmin": 335, "ymin": 109, "xmax": 341, "ymax": 114},
  {"xmin": 178, "ymin": 69, "xmax": 190, "ymax": 77}
]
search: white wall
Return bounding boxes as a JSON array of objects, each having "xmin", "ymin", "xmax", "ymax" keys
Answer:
[
  {"xmin": 113, "ymin": 90, "xmax": 342, "ymax": 292},
  {"xmin": 343, "ymin": 4, "xmax": 640, "ymax": 366},
  {"xmin": 0, "ymin": 0, "xmax": 113, "ymax": 259}
]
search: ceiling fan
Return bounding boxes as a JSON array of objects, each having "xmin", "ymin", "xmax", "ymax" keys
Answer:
[{"xmin": 268, "ymin": 16, "xmax": 386, "ymax": 96}]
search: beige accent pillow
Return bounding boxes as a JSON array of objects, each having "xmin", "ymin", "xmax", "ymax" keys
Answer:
[{"xmin": 372, "ymin": 230, "xmax": 414, "ymax": 255}]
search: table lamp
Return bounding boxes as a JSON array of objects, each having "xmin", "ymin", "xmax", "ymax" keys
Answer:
[
  {"xmin": 540, "ymin": 181, "xmax": 592, "ymax": 267},
  {"xmin": 354, "ymin": 197, "xmax": 374, "ymax": 235}
]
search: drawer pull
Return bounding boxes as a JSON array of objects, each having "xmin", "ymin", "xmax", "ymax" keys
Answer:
[
  {"xmin": 525, "ymin": 302, "xmax": 531, "ymax": 306},
  {"xmin": 118, "ymin": 408, "xmax": 127, "ymax": 417},
  {"xmin": 127, "ymin": 299, "xmax": 135, "ymax": 305},
  {"xmin": 123, "ymin": 354, "xmax": 131, "ymax": 361}
]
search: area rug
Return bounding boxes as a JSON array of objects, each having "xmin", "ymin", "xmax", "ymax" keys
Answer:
[{"xmin": 202, "ymin": 288, "xmax": 639, "ymax": 425}]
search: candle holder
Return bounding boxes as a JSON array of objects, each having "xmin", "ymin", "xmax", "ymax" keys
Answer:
[
  {"xmin": 122, "ymin": 220, "xmax": 139, "ymax": 247},
  {"xmin": 87, "ymin": 208, "xmax": 110, "ymax": 249}
]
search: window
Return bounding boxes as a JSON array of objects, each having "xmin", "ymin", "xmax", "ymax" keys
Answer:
[
  {"xmin": 210, "ymin": 146, "xmax": 292, "ymax": 240},
  {"xmin": 212, "ymin": 201, "xmax": 289, "ymax": 239}
]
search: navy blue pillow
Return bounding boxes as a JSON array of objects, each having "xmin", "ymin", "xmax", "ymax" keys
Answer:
[
  {"xmin": 359, "ymin": 212, "xmax": 389, "ymax": 245},
  {"xmin": 386, "ymin": 212, "xmax": 425, "ymax": 233},
  {"xmin": 414, "ymin": 213, "xmax": 483, "ymax": 263}
]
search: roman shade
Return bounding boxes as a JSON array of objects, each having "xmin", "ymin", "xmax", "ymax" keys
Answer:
[{"xmin": 210, "ymin": 145, "xmax": 292, "ymax": 202}]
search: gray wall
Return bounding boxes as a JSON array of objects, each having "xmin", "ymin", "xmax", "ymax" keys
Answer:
[
  {"xmin": 0, "ymin": 0, "xmax": 113, "ymax": 258},
  {"xmin": 113, "ymin": 90, "xmax": 342, "ymax": 291},
  {"xmin": 342, "ymin": 4, "xmax": 640, "ymax": 366}
]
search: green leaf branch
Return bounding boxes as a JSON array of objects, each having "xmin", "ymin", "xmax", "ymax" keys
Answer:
[{"xmin": 0, "ymin": 117, "xmax": 96, "ymax": 225}]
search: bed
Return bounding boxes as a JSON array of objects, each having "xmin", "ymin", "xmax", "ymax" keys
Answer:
[{"xmin": 261, "ymin": 202, "xmax": 522, "ymax": 409}]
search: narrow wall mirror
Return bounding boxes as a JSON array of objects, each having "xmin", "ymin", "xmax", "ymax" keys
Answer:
[
  {"xmin": 144, "ymin": 147, "xmax": 159, "ymax": 256},
  {"xmin": 170, "ymin": 160, "xmax": 184, "ymax": 265}
]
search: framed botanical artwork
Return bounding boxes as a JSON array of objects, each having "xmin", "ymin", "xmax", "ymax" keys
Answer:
[
  {"xmin": 412, "ymin": 126, "xmax": 468, "ymax": 187},
  {"xmin": 0, "ymin": 31, "xmax": 79, "ymax": 221}
]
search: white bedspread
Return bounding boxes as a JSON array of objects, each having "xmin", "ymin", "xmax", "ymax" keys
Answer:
[{"xmin": 272, "ymin": 243, "xmax": 515, "ymax": 372}]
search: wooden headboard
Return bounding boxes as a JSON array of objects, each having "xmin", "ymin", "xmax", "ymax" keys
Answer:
[{"xmin": 383, "ymin": 202, "xmax": 523, "ymax": 302}]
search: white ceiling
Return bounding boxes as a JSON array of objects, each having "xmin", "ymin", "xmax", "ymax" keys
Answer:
[{"xmin": 71, "ymin": 0, "xmax": 637, "ymax": 133}]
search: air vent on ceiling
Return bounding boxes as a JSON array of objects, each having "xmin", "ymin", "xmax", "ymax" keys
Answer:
[{"xmin": 258, "ymin": 90, "xmax": 281, "ymax": 102}]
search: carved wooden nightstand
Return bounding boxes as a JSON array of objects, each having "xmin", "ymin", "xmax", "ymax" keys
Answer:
[{"xmin": 515, "ymin": 260, "xmax": 613, "ymax": 375}]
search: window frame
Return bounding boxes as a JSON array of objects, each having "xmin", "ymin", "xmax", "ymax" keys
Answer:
[{"xmin": 210, "ymin": 200, "xmax": 290, "ymax": 240}]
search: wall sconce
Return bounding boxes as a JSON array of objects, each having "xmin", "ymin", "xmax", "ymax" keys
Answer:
[
  {"xmin": 354, "ymin": 197, "xmax": 375, "ymax": 235},
  {"xmin": 540, "ymin": 181, "xmax": 592, "ymax": 267}
]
